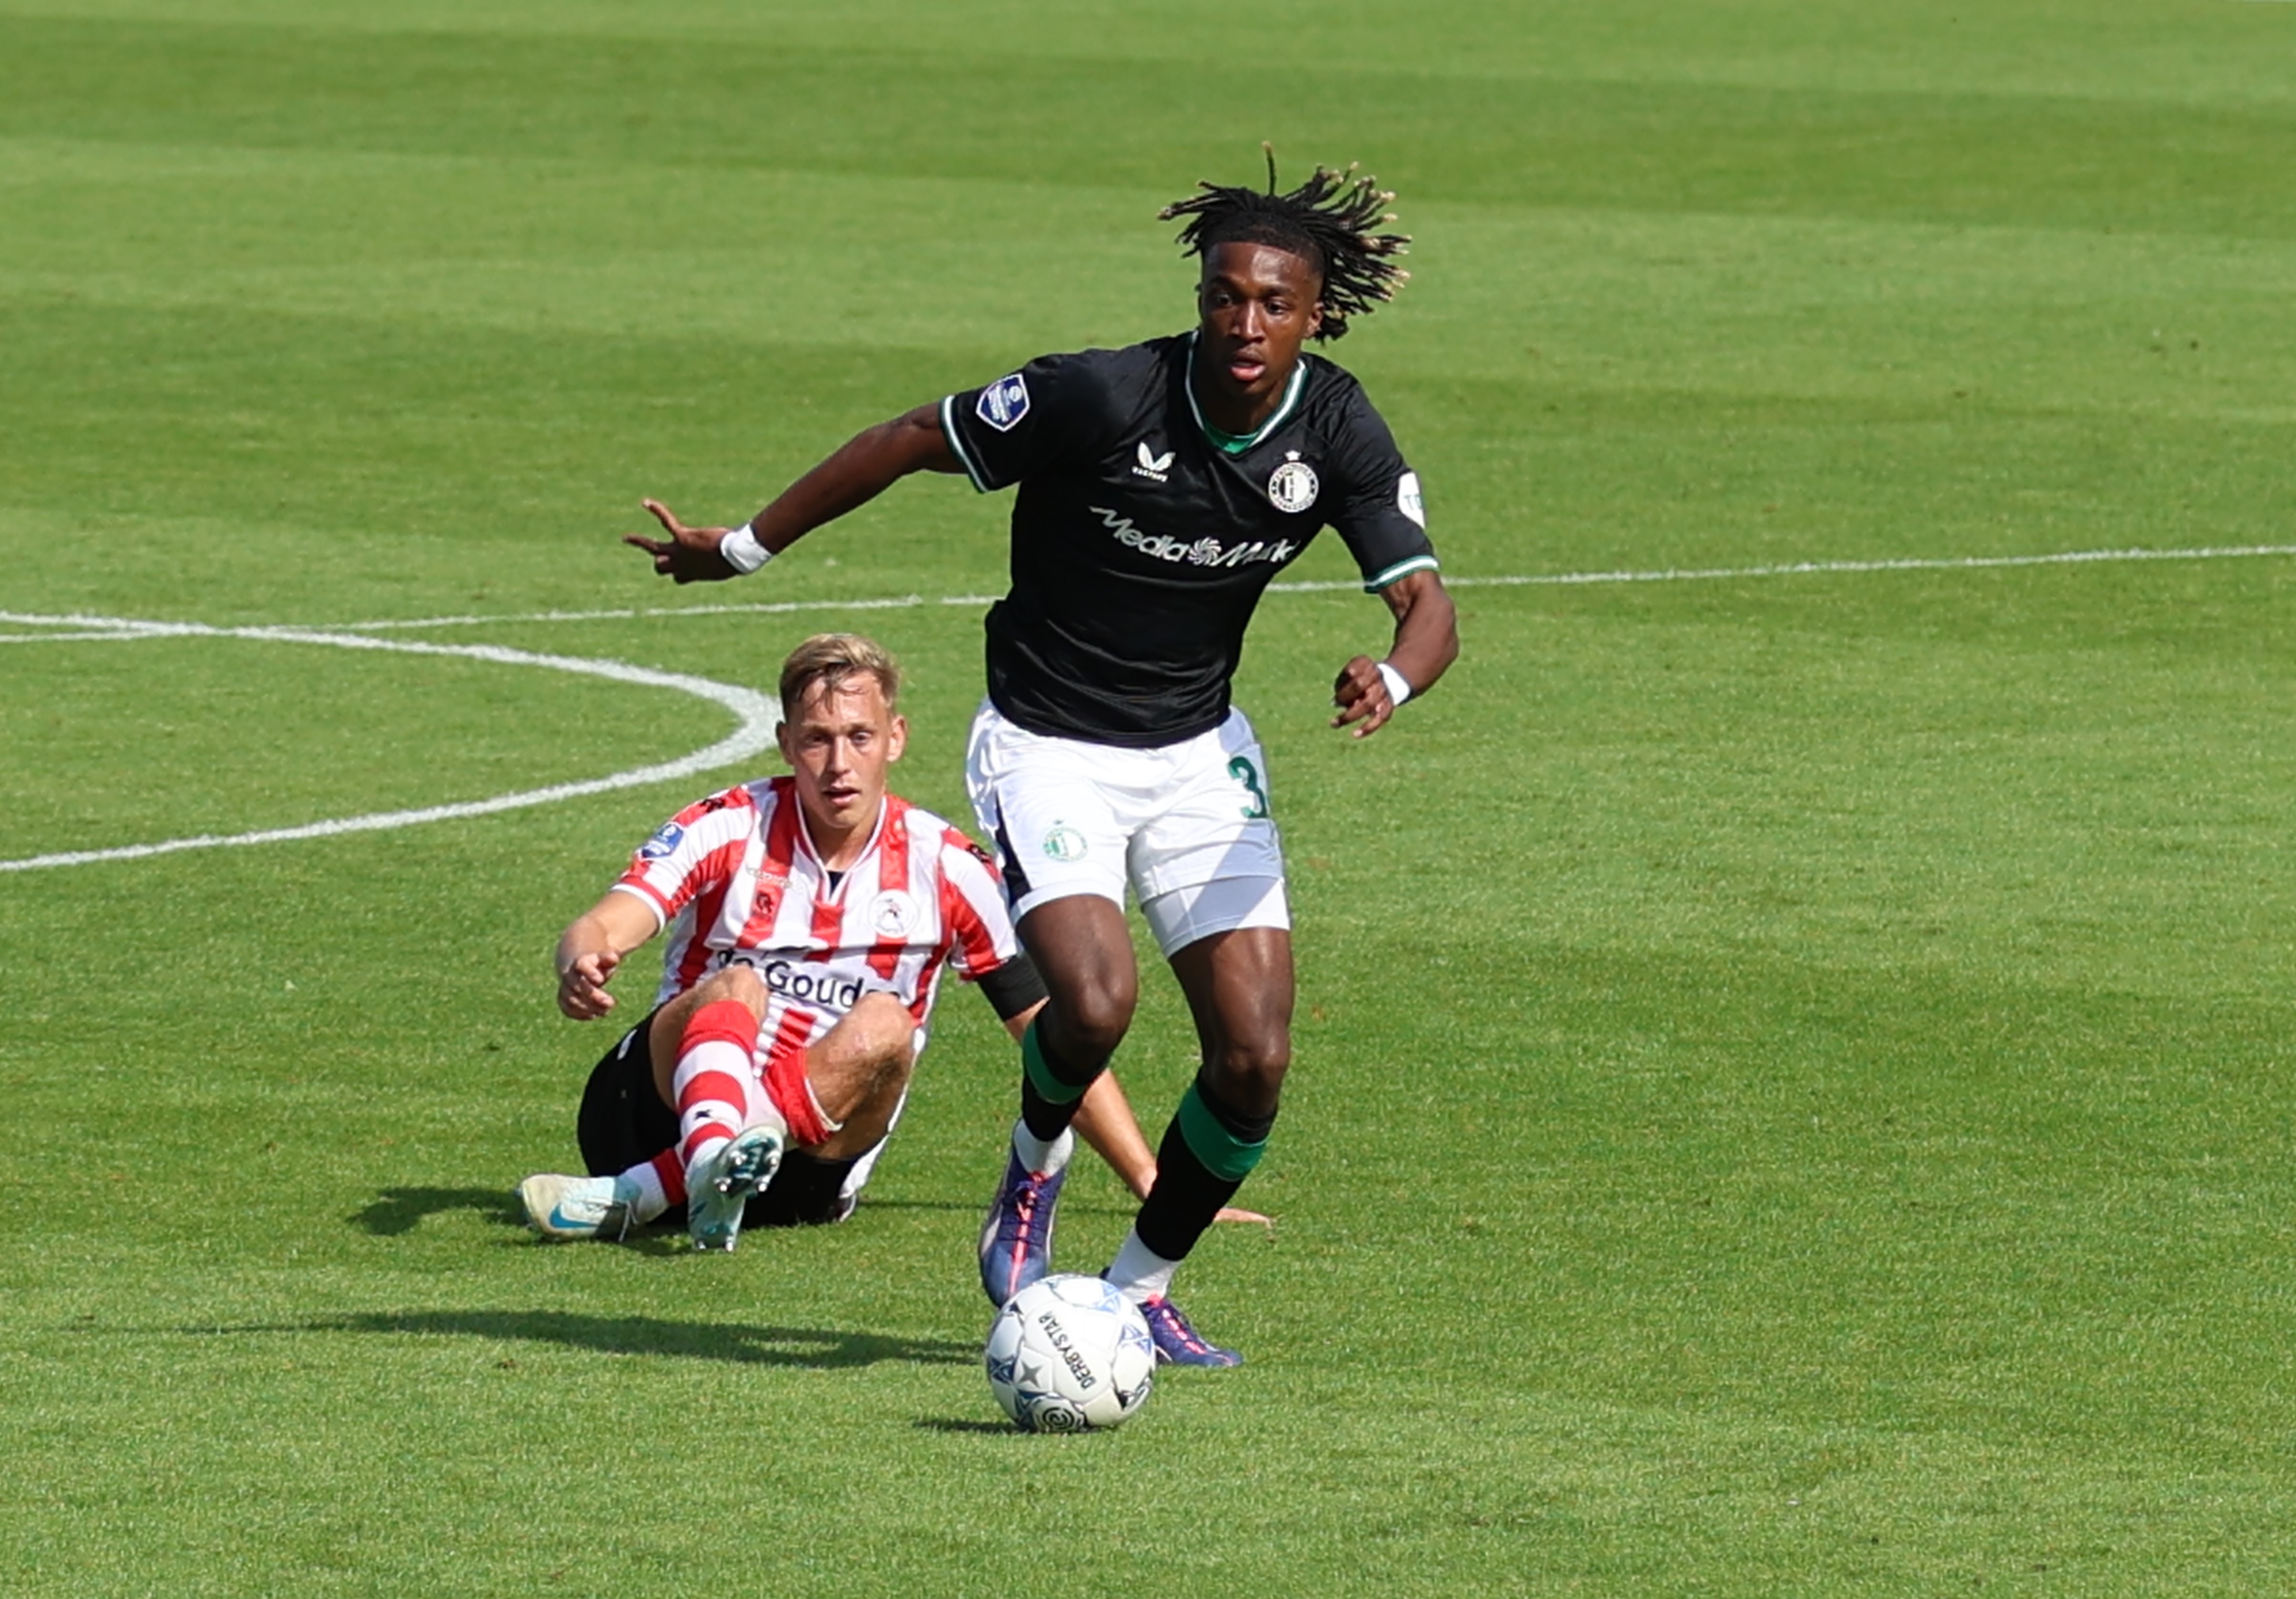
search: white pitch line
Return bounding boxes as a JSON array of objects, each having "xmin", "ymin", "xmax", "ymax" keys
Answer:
[
  {"xmin": 1267, "ymin": 543, "xmax": 2296, "ymax": 593},
  {"xmin": 10, "ymin": 540, "xmax": 2295, "ymax": 870},
  {"xmin": 11, "ymin": 540, "xmax": 2296, "ymax": 643},
  {"xmin": 207, "ymin": 543, "xmax": 2296, "ymax": 632},
  {"xmin": 0, "ymin": 611, "xmax": 199, "ymax": 631},
  {"xmin": 327, "ymin": 593, "xmax": 969, "ymax": 631},
  {"xmin": 0, "ymin": 629, "xmax": 189, "ymax": 644},
  {"xmin": 1441, "ymin": 543, "xmax": 2296, "ymax": 588},
  {"xmin": 0, "ymin": 618, "xmax": 776, "ymax": 873},
  {"xmin": 0, "ymin": 613, "xmax": 214, "ymax": 644}
]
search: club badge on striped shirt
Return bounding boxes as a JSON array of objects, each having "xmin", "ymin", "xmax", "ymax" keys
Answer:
[{"xmin": 870, "ymin": 890, "xmax": 920, "ymax": 938}]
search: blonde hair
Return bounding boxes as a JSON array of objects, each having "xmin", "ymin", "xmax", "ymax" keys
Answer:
[{"xmin": 778, "ymin": 633, "xmax": 900, "ymax": 716}]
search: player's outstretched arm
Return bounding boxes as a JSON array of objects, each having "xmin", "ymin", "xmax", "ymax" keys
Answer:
[
  {"xmin": 1331, "ymin": 569, "xmax": 1459, "ymax": 739},
  {"xmin": 624, "ymin": 404, "xmax": 962, "ymax": 583},
  {"xmin": 552, "ymin": 890, "xmax": 660, "ymax": 1020}
]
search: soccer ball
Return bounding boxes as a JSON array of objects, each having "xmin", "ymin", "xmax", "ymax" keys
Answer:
[{"xmin": 984, "ymin": 1274, "xmax": 1156, "ymax": 1432}]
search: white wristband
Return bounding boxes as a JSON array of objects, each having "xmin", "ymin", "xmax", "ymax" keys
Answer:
[
  {"xmin": 719, "ymin": 522, "xmax": 772, "ymax": 576},
  {"xmin": 1376, "ymin": 661, "xmax": 1413, "ymax": 707}
]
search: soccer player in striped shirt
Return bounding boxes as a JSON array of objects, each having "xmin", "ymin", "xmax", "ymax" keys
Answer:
[
  {"xmin": 517, "ymin": 634, "xmax": 1222, "ymax": 1248},
  {"xmin": 626, "ymin": 157, "xmax": 1457, "ymax": 1360}
]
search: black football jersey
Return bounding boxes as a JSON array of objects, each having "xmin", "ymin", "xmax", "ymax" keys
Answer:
[{"xmin": 939, "ymin": 332, "xmax": 1438, "ymax": 748}]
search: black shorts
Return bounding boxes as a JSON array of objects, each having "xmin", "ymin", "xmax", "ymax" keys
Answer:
[{"xmin": 575, "ymin": 1009, "xmax": 855, "ymax": 1228}]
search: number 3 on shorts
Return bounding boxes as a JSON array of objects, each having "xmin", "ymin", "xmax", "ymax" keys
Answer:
[{"xmin": 1227, "ymin": 755, "xmax": 1270, "ymax": 820}]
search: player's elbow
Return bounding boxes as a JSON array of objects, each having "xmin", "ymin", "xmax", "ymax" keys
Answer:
[{"xmin": 888, "ymin": 404, "xmax": 962, "ymax": 475}]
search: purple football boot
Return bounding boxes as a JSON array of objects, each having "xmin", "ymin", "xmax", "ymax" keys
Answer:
[
  {"xmin": 1135, "ymin": 1295, "xmax": 1243, "ymax": 1368},
  {"xmin": 979, "ymin": 1143, "xmax": 1067, "ymax": 1306}
]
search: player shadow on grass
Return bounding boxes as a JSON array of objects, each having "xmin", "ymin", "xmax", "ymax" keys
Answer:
[
  {"xmin": 348, "ymin": 1188, "xmax": 1146, "ymax": 1240},
  {"xmin": 226, "ymin": 1310, "xmax": 974, "ymax": 1368},
  {"xmin": 352, "ymin": 1187, "xmax": 528, "ymax": 1236}
]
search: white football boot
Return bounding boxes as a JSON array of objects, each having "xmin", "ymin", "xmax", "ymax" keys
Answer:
[
  {"xmin": 519, "ymin": 1172, "xmax": 637, "ymax": 1241},
  {"xmin": 686, "ymin": 1126, "xmax": 785, "ymax": 1252}
]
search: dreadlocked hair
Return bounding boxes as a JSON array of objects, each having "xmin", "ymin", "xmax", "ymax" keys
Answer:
[{"xmin": 1159, "ymin": 145, "xmax": 1410, "ymax": 341}]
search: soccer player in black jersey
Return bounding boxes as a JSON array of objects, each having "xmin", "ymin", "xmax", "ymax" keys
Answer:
[{"xmin": 628, "ymin": 157, "xmax": 1458, "ymax": 1365}]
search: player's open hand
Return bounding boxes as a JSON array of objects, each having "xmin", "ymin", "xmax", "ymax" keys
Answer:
[
  {"xmin": 557, "ymin": 949, "xmax": 621, "ymax": 1020},
  {"xmin": 1330, "ymin": 654, "xmax": 1399, "ymax": 739},
  {"xmin": 623, "ymin": 499, "xmax": 738, "ymax": 584}
]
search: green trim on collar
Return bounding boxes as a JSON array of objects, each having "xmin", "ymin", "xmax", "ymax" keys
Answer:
[
  {"xmin": 1184, "ymin": 330, "xmax": 1307, "ymax": 455},
  {"xmin": 1201, "ymin": 419, "xmax": 1256, "ymax": 456}
]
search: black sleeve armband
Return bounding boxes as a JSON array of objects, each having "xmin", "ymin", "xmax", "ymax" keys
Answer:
[{"xmin": 976, "ymin": 951, "xmax": 1050, "ymax": 1021}]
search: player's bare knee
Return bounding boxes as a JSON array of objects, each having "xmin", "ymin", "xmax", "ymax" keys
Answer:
[
  {"xmin": 1050, "ymin": 980, "xmax": 1136, "ymax": 1066},
  {"xmin": 649, "ymin": 965, "xmax": 765, "ymax": 1075},
  {"xmin": 846, "ymin": 990, "xmax": 916, "ymax": 1063},
  {"xmin": 691, "ymin": 963, "xmax": 768, "ymax": 1011},
  {"xmin": 1205, "ymin": 1035, "xmax": 1290, "ymax": 1114}
]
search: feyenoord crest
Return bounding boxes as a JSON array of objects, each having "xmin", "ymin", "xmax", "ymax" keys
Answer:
[{"xmin": 1267, "ymin": 458, "xmax": 1319, "ymax": 514}]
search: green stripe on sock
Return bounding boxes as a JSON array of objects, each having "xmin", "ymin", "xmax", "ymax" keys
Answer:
[
  {"xmin": 1021, "ymin": 1019, "xmax": 1089, "ymax": 1105},
  {"xmin": 1177, "ymin": 1083, "xmax": 1267, "ymax": 1181}
]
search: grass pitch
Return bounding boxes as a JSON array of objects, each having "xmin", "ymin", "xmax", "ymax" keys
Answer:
[{"xmin": 4, "ymin": 1, "xmax": 2296, "ymax": 1594}]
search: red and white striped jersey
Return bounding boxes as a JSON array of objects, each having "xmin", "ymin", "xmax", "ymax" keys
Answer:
[{"xmin": 612, "ymin": 778, "xmax": 1017, "ymax": 1061}]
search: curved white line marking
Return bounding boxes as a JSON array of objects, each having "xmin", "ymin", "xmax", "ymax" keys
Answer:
[
  {"xmin": 329, "ymin": 594, "xmax": 953, "ymax": 632},
  {"xmin": 0, "ymin": 617, "xmax": 777, "ymax": 873},
  {"xmin": 10, "ymin": 540, "xmax": 2294, "ymax": 867}
]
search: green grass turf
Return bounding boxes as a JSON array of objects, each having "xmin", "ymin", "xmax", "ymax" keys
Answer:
[{"xmin": 5, "ymin": 0, "xmax": 2296, "ymax": 1592}]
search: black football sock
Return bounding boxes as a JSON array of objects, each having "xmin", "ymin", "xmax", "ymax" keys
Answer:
[
  {"xmin": 1018, "ymin": 1016, "xmax": 1106, "ymax": 1143},
  {"xmin": 1132, "ymin": 1069, "xmax": 1275, "ymax": 1262}
]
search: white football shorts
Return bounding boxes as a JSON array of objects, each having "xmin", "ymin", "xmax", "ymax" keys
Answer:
[{"xmin": 963, "ymin": 699, "xmax": 1291, "ymax": 958}]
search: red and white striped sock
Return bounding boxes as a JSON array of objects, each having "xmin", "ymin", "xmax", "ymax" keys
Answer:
[
  {"xmin": 759, "ymin": 1012, "xmax": 835, "ymax": 1148},
  {"xmin": 613, "ymin": 1149, "xmax": 685, "ymax": 1222},
  {"xmin": 674, "ymin": 1000, "xmax": 764, "ymax": 1191},
  {"xmin": 647, "ymin": 1148, "xmax": 686, "ymax": 1207}
]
